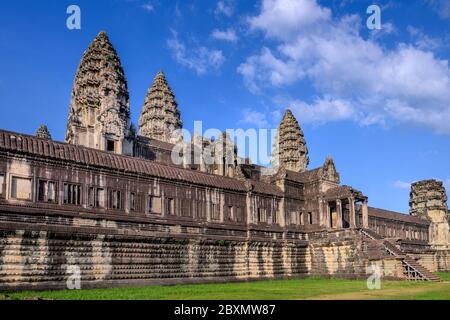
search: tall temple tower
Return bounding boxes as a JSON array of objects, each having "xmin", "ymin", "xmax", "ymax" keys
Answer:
[
  {"xmin": 410, "ymin": 180, "xmax": 449, "ymax": 250},
  {"xmin": 138, "ymin": 71, "xmax": 183, "ymax": 143},
  {"xmin": 272, "ymin": 109, "xmax": 309, "ymax": 172},
  {"xmin": 66, "ymin": 31, "xmax": 131, "ymax": 154}
]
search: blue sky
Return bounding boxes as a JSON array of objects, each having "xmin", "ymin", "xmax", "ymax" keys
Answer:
[{"xmin": 0, "ymin": 0, "xmax": 449, "ymax": 213}]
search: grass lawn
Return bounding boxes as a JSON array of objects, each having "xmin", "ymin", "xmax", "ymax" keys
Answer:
[
  {"xmin": 435, "ymin": 272, "xmax": 450, "ymax": 281},
  {"xmin": 1, "ymin": 275, "xmax": 449, "ymax": 300}
]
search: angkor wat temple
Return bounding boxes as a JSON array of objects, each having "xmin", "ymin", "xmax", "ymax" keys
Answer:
[{"xmin": 0, "ymin": 32, "xmax": 448, "ymax": 290}]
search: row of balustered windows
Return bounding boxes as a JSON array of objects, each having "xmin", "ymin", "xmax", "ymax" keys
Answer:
[
  {"xmin": 257, "ymin": 208, "xmax": 282, "ymax": 224},
  {"xmin": 0, "ymin": 174, "xmax": 248, "ymax": 222},
  {"xmin": 1, "ymin": 175, "xmax": 165, "ymax": 215},
  {"xmin": 290, "ymin": 211, "xmax": 313, "ymax": 225},
  {"xmin": 372, "ymin": 223, "xmax": 427, "ymax": 241}
]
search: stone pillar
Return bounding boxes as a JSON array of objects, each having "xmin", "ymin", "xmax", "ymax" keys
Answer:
[
  {"xmin": 205, "ymin": 189, "xmax": 211, "ymax": 222},
  {"xmin": 348, "ymin": 197, "xmax": 356, "ymax": 228},
  {"xmin": 336, "ymin": 199, "xmax": 343, "ymax": 229},
  {"xmin": 220, "ymin": 192, "xmax": 225, "ymax": 222},
  {"xmin": 278, "ymin": 199, "xmax": 286, "ymax": 227},
  {"xmin": 246, "ymin": 192, "xmax": 253, "ymax": 225},
  {"xmin": 326, "ymin": 202, "xmax": 331, "ymax": 229},
  {"xmin": 362, "ymin": 199, "xmax": 369, "ymax": 228},
  {"xmin": 318, "ymin": 199, "xmax": 324, "ymax": 226}
]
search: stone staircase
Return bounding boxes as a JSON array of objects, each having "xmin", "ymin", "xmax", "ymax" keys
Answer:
[
  {"xmin": 402, "ymin": 257, "xmax": 440, "ymax": 282},
  {"xmin": 360, "ymin": 228, "xmax": 440, "ymax": 282}
]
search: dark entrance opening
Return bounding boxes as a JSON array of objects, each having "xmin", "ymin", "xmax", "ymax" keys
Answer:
[{"xmin": 106, "ymin": 139, "xmax": 115, "ymax": 152}]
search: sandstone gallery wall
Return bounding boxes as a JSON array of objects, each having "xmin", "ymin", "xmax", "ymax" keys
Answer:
[{"xmin": 0, "ymin": 210, "xmax": 408, "ymax": 291}]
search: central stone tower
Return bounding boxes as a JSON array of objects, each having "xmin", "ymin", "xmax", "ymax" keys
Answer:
[
  {"xmin": 66, "ymin": 31, "xmax": 131, "ymax": 154},
  {"xmin": 273, "ymin": 109, "xmax": 309, "ymax": 172},
  {"xmin": 138, "ymin": 71, "xmax": 183, "ymax": 143}
]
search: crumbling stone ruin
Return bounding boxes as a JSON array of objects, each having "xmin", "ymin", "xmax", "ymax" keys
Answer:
[
  {"xmin": 0, "ymin": 32, "xmax": 448, "ymax": 290},
  {"xmin": 410, "ymin": 180, "xmax": 449, "ymax": 250}
]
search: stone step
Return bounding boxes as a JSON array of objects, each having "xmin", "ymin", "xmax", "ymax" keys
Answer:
[{"xmin": 403, "ymin": 258, "xmax": 440, "ymax": 281}]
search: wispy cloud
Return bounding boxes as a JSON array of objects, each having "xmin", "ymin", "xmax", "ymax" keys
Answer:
[
  {"xmin": 238, "ymin": 108, "xmax": 269, "ymax": 128},
  {"xmin": 215, "ymin": 0, "xmax": 234, "ymax": 17},
  {"xmin": 141, "ymin": 1, "xmax": 154, "ymax": 12},
  {"xmin": 407, "ymin": 26, "xmax": 444, "ymax": 51},
  {"xmin": 393, "ymin": 180, "xmax": 411, "ymax": 190},
  {"xmin": 167, "ymin": 31, "xmax": 225, "ymax": 75},
  {"xmin": 211, "ymin": 29, "xmax": 238, "ymax": 43},
  {"xmin": 427, "ymin": 0, "xmax": 450, "ymax": 19}
]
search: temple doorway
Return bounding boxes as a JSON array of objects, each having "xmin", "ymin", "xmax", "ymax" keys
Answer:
[{"xmin": 330, "ymin": 206, "xmax": 338, "ymax": 228}]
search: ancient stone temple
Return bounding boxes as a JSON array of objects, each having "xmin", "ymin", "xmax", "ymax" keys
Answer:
[{"xmin": 0, "ymin": 32, "xmax": 448, "ymax": 291}]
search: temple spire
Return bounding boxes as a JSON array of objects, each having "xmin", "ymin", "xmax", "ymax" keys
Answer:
[
  {"xmin": 36, "ymin": 124, "xmax": 51, "ymax": 140},
  {"xmin": 66, "ymin": 31, "xmax": 130, "ymax": 153},
  {"xmin": 273, "ymin": 109, "xmax": 309, "ymax": 172},
  {"xmin": 138, "ymin": 71, "xmax": 183, "ymax": 143}
]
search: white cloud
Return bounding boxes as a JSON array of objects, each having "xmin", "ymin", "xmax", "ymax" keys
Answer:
[
  {"xmin": 211, "ymin": 29, "xmax": 238, "ymax": 43},
  {"xmin": 239, "ymin": 108, "xmax": 269, "ymax": 127},
  {"xmin": 215, "ymin": 0, "xmax": 234, "ymax": 17},
  {"xmin": 249, "ymin": 0, "xmax": 331, "ymax": 41},
  {"xmin": 167, "ymin": 31, "xmax": 225, "ymax": 75},
  {"xmin": 237, "ymin": 47, "xmax": 304, "ymax": 93},
  {"xmin": 393, "ymin": 180, "xmax": 411, "ymax": 190},
  {"xmin": 238, "ymin": 0, "xmax": 450, "ymax": 134},
  {"xmin": 289, "ymin": 97, "xmax": 356, "ymax": 124},
  {"xmin": 141, "ymin": 2, "xmax": 154, "ymax": 12}
]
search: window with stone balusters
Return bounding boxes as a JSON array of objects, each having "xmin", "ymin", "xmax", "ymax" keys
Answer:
[
  {"xmin": 37, "ymin": 179, "xmax": 57, "ymax": 203},
  {"xmin": 63, "ymin": 183, "xmax": 82, "ymax": 205}
]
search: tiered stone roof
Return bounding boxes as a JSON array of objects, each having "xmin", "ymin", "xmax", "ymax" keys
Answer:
[
  {"xmin": 35, "ymin": 125, "xmax": 51, "ymax": 140},
  {"xmin": 138, "ymin": 71, "xmax": 182, "ymax": 143},
  {"xmin": 66, "ymin": 31, "xmax": 130, "ymax": 142},
  {"xmin": 273, "ymin": 110, "xmax": 309, "ymax": 172},
  {"xmin": 0, "ymin": 129, "xmax": 283, "ymax": 196},
  {"xmin": 323, "ymin": 185, "xmax": 365, "ymax": 200},
  {"xmin": 368, "ymin": 207, "xmax": 429, "ymax": 225}
]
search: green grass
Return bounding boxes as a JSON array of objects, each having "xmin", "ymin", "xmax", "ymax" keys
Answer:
[
  {"xmin": 2, "ymin": 276, "xmax": 449, "ymax": 300},
  {"xmin": 435, "ymin": 272, "xmax": 450, "ymax": 281}
]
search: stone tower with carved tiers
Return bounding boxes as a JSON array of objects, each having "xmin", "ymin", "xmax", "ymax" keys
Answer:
[
  {"xmin": 66, "ymin": 31, "xmax": 131, "ymax": 155},
  {"xmin": 138, "ymin": 71, "xmax": 183, "ymax": 144},
  {"xmin": 273, "ymin": 109, "xmax": 309, "ymax": 172},
  {"xmin": 410, "ymin": 179, "xmax": 449, "ymax": 250}
]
